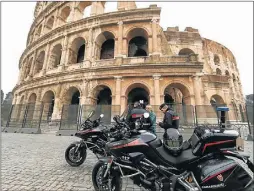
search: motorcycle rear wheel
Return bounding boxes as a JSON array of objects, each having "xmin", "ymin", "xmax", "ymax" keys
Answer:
[
  {"xmin": 92, "ymin": 161, "xmax": 122, "ymax": 191},
  {"xmin": 65, "ymin": 144, "xmax": 87, "ymax": 167}
]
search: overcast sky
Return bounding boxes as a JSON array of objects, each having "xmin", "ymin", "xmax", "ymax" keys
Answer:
[{"xmin": 1, "ymin": 2, "xmax": 253, "ymax": 97}]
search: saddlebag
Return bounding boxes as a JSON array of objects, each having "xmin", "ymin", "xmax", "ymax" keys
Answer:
[
  {"xmin": 195, "ymin": 158, "xmax": 252, "ymax": 191},
  {"xmin": 190, "ymin": 126, "xmax": 238, "ymax": 156}
]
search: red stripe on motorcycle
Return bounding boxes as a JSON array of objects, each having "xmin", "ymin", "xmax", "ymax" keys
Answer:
[
  {"xmin": 112, "ymin": 139, "xmax": 147, "ymax": 149},
  {"xmin": 202, "ymin": 165, "xmax": 236, "ymax": 183},
  {"xmin": 202, "ymin": 140, "xmax": 234, "ymax": 154}
]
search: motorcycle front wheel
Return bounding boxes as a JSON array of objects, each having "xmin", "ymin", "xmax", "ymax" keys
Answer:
[
  {"xmin": 65, "ymin": 144, "xmax": 87, "ymax": 167},
  {"xmin": 92, "ymin": 161, "xmax": 122, "ymax": 191}
]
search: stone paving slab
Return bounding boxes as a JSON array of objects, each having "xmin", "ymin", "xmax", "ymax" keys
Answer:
[{"xmin": 1, "ymin": 132, "xmax": 253, "ymax": 191}]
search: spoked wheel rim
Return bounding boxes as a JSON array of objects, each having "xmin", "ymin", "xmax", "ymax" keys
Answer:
[
  {"xmin": 68, "ymin": 147, "xmax": 83, "ymax": 163},
  {"xmin": 95, "ymin": 165, "xmax": 116, "ymax": 191}
]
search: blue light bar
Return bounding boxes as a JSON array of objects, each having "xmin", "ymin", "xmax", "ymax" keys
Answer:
[{"xmin": 216, "ymin": 107, "xmax": 229, "ymax": 111}]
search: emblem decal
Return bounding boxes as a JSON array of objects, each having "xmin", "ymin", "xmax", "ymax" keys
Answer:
[{"xmin": 217, "ymin": 174, "xmax": 223, "ymax": 182}]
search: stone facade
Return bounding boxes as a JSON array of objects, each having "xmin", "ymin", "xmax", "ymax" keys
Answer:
[{"xmin": 12, "ymin": 1, "xmax": 245, "ymax": 120}]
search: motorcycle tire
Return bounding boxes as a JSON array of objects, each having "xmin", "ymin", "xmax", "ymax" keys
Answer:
[
  {"xmin": 65, "ymin": 144, "xmax": 87, "ymax": 167},
  {"xmin": 92, "ymin": 161, "xmax": 122, "ymax": 191}
]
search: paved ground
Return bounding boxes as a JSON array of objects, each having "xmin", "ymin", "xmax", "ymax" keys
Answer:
[{"xmin": 1, "ymin": 131, "xmax": 253, "ymax": 191}]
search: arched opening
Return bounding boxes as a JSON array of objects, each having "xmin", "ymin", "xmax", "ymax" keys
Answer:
[
  {"xmin": 49, "ymin": 44, "xmax": 62, "ymax": 69},
  {"xmin": 95, "ymin": 31, "xmax": 115, "ymax": 60},
  {"xmin": 178, "ymin": 48, "xmax": 195, "ymax": 56},
  {"xmin": 62, "ymin": 87, "xmax": 81, "ymax": 105},
  {"xmin": 128, "ymin": 88, "xmax": 149, "ymax": 105},
  {"xmin": 36, "ymin": 25, "xmax": 42, "ymax": 39},
  {"xmin": 164, "ymin": 83, "xmax": 191, "ymax": 124},
  {"xmin": 76, "ymin": 2, "xmax": 92, "ymax": 19},
  {"xmin": 125, "ymin": 83, "xmax": 150, "ymax": 106},
  {"xmin": 60, "ymin": 6, "xmax": 71, "ymax": 24},
  {"xmin": 45, "ymin": 16, "xmax": 54, "ymax": 32},
  {"xmin": 27, "ymin": 93, "xmax": 37, "ymax": 121},
  {"xmin": 210, "ymin": 95, "xmax": 225, "ymax": 106},
  {"xmin": 127, "ymin": 28, "xmax": 148, "ymax": 57},
  {"xmin": 71, "ymin": 91, "xmax": 80, "ymax": 105},
  {"xmin": 100, "ymin": 39, "xmax": 115, "ymax": 59},
  {"xmin": 214, "ymin": 54, "xmax": 220, "ymax": 65},
  {"xmin": 28, "ymin": 93, "xmax": 37, "ymax": 104},
  {"xmin": 69, "ymin": 37, "xmax": 86, "ymax": 64},
  {"xmin": 93, "ymin": 86, "xmax": 112, "ymax": 105},
  {"xmin": 34, "ymin": 51, "xmax": 45, "ymax": 75},
  {"xmin": 225, "ymin": 70, "xmax": 229, "ymax": 76},
  {"xmin": 42, "ymin": 91, "xmax": 55, "ymax": 121},
  {"xmin": 216, "ymin": 68, "xmax": 222, "ymax": 75}
]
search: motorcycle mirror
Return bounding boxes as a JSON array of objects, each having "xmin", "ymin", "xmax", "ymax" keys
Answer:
[
  {"xmin": 100, "ymin": 114, "xmax": 104, "ymax": 118},
  {"xmin": 144, "ymin": 112, "xmax": 150, "ymax": 119},
  {"xmin": 87, "ymin": 110, "xmax": 95, "ymax": 118}
]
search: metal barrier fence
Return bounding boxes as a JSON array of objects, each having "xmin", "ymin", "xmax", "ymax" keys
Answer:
[
  {"xmin": 2, "ymin": 102, "xmax": 253, "ymax": 136},
  {"xmin": 59, "ymin": 105, "xmax": 121, "ymax": 130}
]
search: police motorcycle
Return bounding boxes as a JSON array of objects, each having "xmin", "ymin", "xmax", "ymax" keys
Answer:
[
  {"xmin": 65, "ymin": 110, "xmax": 124, "ymax": 167},
  {"xmin": 92, "ymin": 107, "xmax": 254, "ymax": 191}
]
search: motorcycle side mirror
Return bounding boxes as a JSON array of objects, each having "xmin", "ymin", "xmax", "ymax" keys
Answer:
[
  {"xmin": 100, "ymin": 114, "xmax": 104, "ymax": 118},
  {"xmin": 87, "ymin": 110, "xmax": 95, "ymax": 119},
  {"xmin": 144, "ymin": 112, "xmax": 150, "ymax": 119}
]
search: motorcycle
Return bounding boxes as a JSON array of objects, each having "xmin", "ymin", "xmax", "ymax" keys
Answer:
[
  {"xmin": 92, "ymin": 115, "xmax": 254, "ymax": 191},
  {"xmin": 65, "ymin": 111, "xmax": 113, "ymax": 167}
]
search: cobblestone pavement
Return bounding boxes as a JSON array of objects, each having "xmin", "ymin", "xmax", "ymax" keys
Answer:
[{"xmin": 1, "ymin": 132, "xmax": 253, "ymax": 191}]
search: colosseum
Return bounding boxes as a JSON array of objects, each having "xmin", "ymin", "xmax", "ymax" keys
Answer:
[{"xmin": 11, "ymin": 1, "xmax": 245, "ymax": 125}]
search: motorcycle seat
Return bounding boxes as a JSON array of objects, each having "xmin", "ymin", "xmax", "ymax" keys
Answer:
[{"xmin": 155, "ymin": 146, "xmax": 199, "ymax": 168}]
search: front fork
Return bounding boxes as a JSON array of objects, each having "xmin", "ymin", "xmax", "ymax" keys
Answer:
[{"xmin": 74, "ymin": 140, "xmax": 86, "ymax": 153}]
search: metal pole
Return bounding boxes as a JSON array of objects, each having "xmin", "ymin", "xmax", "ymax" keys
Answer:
[
  {"xmin": 59, "ymin": 105, "xmax": 64, "ymax": 130},
  {"xmin": 38, "ymin": 103, "xmax": 44, "ymax": 131},
  {"xmin": 6, "ymin": 104, "xmax": 14, "ymax": 127},
  {"xmin": 194, "ymin": 105, "xmax": 198, "ymax": 126},
  {"xmin": 245, "ymin": 104, "xmax": 252, "ymax": 135}
]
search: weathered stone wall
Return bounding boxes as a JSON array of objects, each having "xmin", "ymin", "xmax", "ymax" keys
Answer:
[{"xmin": 12, "ymin": 2, "xmax": 244, "ymax": 120}]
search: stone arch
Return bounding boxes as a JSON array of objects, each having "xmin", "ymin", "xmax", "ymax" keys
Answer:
[
  {"xmin": 60, "ymin": 6, "xmax": 71, "ymax": 24},
  {"xmin": 225, "ymin": 70, "xmax": 230, "ymax": 76},
  {"xmin": 124, "ymin": 83, "xmax": 151, "ymax": 105},
  {"xmin": 48, "ymin": 44, "xmax": 62, "ymax": 69},
  {"xmin": 210, "ymin": 94, "xmax": 225, "ymax": 105},
  {"xmin": 69, "ymin": 37, "xmax": 86, "ymax": 64},
  {"xmin": 36, "ymin": 24, "xmax": 42, "ymax": 39},
  {"xmin": 28, "ymin": 93, "xmax": 37, "ymax": 103},
  {"xmin": 92, "ymin": 85, "xmax": 112, "ymax": 105},
  {"xmin": 62, "ymin": 86, "xmax": 81, "ymax": 105},
  {"xmin": 178, "ymin": 48, "xmax": 195, "ymax": 56},
  {"xmin": 34, "ymin": 51, "xmax": 45, "ymax": 75},
  {"xmin": 19, "ymin": 95, "xmax": 25, "ymax": 104},
  {"xmin": 216, "ymin": 68, "xmax": 222, "ymax": 75},
  {"xmin": 45, "ymin": 16, "xmax": 54, "ymax": 32},
  {"xmin": 126, "ymin": 28, "xmax": 149, "ymax": 57},
  {"xmin": 214, "ymin": 54, "xmax": 220, "ymax": 65},
  {"xmin": 95, "ymin": 31, "xmax": 115, "ymax": 60},
  {"xmin": 76, "ymin": 1, "xmax": 92, "ymax": 19},
  {"xmin": 25, "ymin": 57, "xmax": 33, "ymax": 78},
  {"xmin": 41, "ymin": 90, "xmax": 55, "ymax": 119},
  {"xmin": 163, "ymin": 82, "xmax": 191, "ymax": 105}
]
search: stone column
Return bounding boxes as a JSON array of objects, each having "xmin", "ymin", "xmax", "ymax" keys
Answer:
[
  {"xmin": 29, "ymin": 50, "xmax": 37, "ymax": 78},
  {"xmin": 53, "ymin": 8, "xmax": 60, "ymax": 28},
  {"xmin": 42, "ymin": 43, "xmax": 50, "ymax": 74},
  {"xmin": 51, "ymin": 83, "xmax": 62, "ymax": 120},
  {"xmin": 91, "ymin": 2, "xmax": 105, "ymax": 16},
  {"xmin": 122, "ymin": 38, "xmax": 128, "ymax": 57},
  {"xmin": 148, "ymin": 36, "xmax": 153, "ymax": 55},
  {"xmin": 151, "ymin": 18, "xmax": 158, "ymax": 54},
  {"xmin": 117, "ymin": 21, "xmax": 123, "ymax": 56},
  {"xmin": 120, "ymin": 95, "xmax": 127, "ymax": 114},
  {"xmin": 114, "ymin": 76, "xmax": 122, "ymax": 106},
  {"xmin": 59, "ymin": 35, "xmax": 69, "ymax": 70},
  {"xmin": 153, "ymin": 74, "xmax": 161, "ymax": 106},
  {"xmin": 80, "ymin": 80, "xmax": 89, "ymax": 105},
  {"xmin": 117, "ymin": 2, "xmax": 136, "ymax": 11},
  {"xmin": 193, "ymin": 75, "xmax": 202, "ymax": 105}
]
